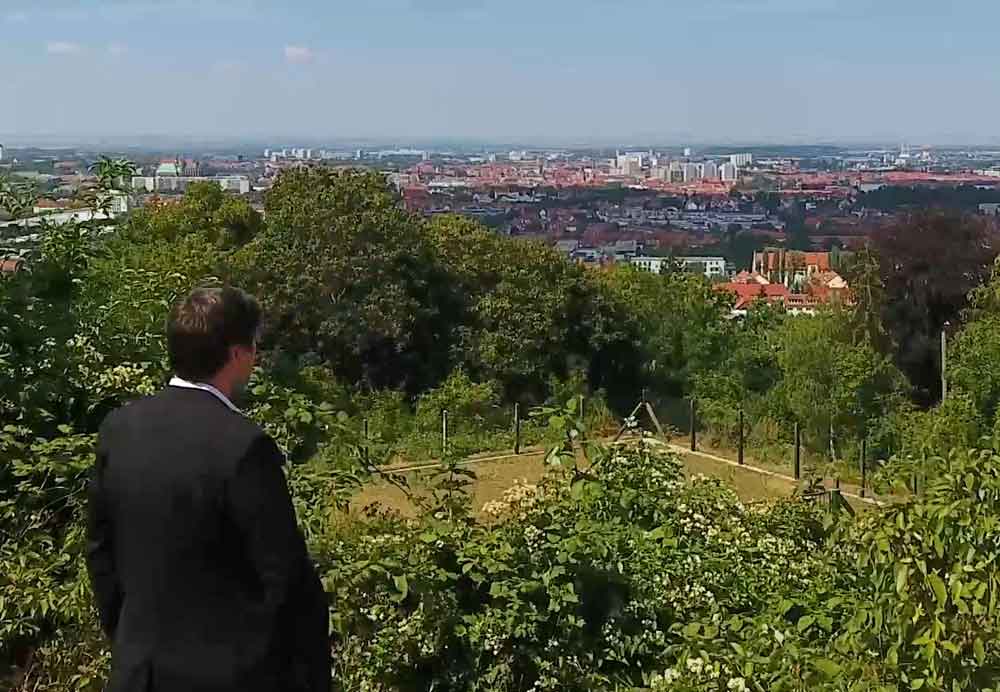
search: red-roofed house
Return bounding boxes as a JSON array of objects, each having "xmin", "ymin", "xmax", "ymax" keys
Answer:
[
  {"xmin": 806, "ymin": 270, "xmax": 852, "ymax": 305},
  {"xmin": 716, "ymin": 281, "xmax": 791, "ymax": 310}
]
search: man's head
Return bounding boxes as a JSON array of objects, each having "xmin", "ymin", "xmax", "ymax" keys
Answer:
[{"xmin": 167, "ymin": 287, "xmax": 262, "ymax": 399}]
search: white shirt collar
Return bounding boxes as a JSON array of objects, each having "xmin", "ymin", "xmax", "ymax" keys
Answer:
[{"xmin": 168, "ymin": 376, "xmax": 241, "ymax": 414}]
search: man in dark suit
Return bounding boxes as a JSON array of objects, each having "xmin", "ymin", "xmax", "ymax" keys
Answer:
[{"xmin": 87, "ymin": 286, "xmax": 330, "ymax": 692}]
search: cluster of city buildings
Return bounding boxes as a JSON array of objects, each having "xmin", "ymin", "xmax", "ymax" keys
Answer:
[
  {"xmin": 611, "ymin": 151, "xmax": 748, "ymax": 184},
  {"xmin": 549, "ymin": 239, "xmax": 852, "ymax": 317},
  {"xmin": 631, "ymin": 248, "xmax": 851, "ymax": 315},
  {"xmin": 264, "ymin": 147, "xmax": 430, "ymax": 163},
  {"xmin": 129, "ymin": 158, "xmax": 251, "ymax": 194}
]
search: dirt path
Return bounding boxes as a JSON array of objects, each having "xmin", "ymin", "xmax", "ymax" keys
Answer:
[{"xmin": 351, "ymin": 435, "xmax": 888, "ymax": 516}]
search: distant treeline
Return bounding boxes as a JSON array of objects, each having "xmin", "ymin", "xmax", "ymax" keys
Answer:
[{"xmin": 861, "ymin": 184, "xmax": 1000, "ymax": 211}]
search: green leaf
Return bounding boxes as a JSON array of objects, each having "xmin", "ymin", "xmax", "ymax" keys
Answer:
[
  {"xmin": 813, "ymin": 659, "xmax": 841, "ymax": 678},
  {"xmin": 392, "ymin": 574, "xmax": 409, "ymax": 599},
  {"xmin": 797, "ymin": 615, "xmax": 815, "ymax": 632},
  {"xmin": 896, "ymin": 565, "xmax": 910, "ymax": 594},
  {"xmin": 975, "ymin": 637, "xmax": 986, "ymax": 665},
  {"xmin": 927, "ymin": 573, "xmax": 948, "ymax": 608},
  {"xmin": 910, "ymin": 678, "xmax": 925, "ymax": 690}
]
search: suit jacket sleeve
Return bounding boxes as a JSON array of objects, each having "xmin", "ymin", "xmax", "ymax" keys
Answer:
[
  {"xmin": 227, "ymin": 435, "xmax": 311, "ymax": 645},
  {"xmin": 87, "ymin": 424, "xmax": 123, "ymax": 639}
]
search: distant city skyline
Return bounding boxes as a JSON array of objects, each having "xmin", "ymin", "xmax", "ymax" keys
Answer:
[{"xmin": 3, "ymin": 0, "xmax": 1000, "ymax": 144}]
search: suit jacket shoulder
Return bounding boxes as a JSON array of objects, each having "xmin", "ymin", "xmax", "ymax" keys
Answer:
[{"xmin": 104, "ymin": 386, "xmax": 280, "ymax": 473}]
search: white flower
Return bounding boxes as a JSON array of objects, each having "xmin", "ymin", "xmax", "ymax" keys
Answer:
[{"xmin": 728, "ymin": 677, "xmax": 748, "ymax": 692}]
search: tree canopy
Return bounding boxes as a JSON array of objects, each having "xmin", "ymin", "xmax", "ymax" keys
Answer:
[{"xmin": 872, "ymin": 211, "xmax": 996, "ymax": 403}]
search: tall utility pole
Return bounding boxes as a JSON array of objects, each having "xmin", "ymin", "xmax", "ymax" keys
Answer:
[{"xmin": 941, "ymin": 329, "xmax": 948, "ymax": 402}]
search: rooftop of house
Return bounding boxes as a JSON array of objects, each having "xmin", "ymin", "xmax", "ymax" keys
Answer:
[
  {"xmin": 731, "ymin": 270, "xmax": 770, "ymax": 285},
  {"xmin": 1, "ymin": 256, "xmax": 25, "ymax": 274},
  {"xmin": 716, "ymin": 281, "xmax": 790, "ymax": 310}
]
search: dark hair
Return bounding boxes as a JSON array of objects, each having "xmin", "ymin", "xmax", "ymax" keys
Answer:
[{"xmin": 167, "ymin": 287, "xmax": 262, "ymax": 381}]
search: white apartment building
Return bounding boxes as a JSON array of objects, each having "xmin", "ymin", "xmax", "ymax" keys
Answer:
[
  {"xmin": 720, "ymin": 163, "xmax": 739, "ymax": 182},
  {"xmin": 683, "ymin": 162, "xmax": 702, "ymax": 182},
  {"xmin": 729, "ymin": 153, "xmax": 753, "ymax": 167},
  {"xmin": 678, "ymin": 256, "xmax": 727, "ymax": 278},
  {"xmin": 632, "ymin": 255, "xmax": 727, "ymax": 278},
  {"xmin": 132, "ymin": 175, "xmax": 251, "ymax": 195},
  {"xmin": 631, "ymin": 256, "xmax": 670, "ymax": 274}
]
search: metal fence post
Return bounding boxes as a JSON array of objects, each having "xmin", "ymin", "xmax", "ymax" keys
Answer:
[
  {"xmin": 514, "ymin": 403, "xmax": 521, "ymax": 455},
  {"xmin": 690, "ymin": 399, "xmax": 697, "ymax": 452},
  {"xmin": 794, "ymin": 421, "xmax": 801, "ymax": 480},
  {"xmin": 738, "ymin": 407, "xmax": 745, "ymax": 466},
  {"xmin": 442, "ymin": 409, "xmax": 449, "ymax": 457}
]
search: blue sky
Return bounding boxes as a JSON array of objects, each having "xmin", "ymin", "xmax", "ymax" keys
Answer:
[{"xmin": 2, "ymin": 0, "xmax": 999, "ymax": 144}]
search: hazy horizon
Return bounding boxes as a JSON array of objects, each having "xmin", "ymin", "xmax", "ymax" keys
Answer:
[{"xmin": 3, "ymin": 0, "xmax": 1000, "ymax": 144}]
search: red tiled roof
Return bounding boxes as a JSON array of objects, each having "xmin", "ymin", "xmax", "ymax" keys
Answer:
[
  {"xmin": 717, "ymin": 282, "xmax": 790, "ymax": 309},
  {"xmin": 1, "ymin": 257, "xmax": 25, "ymax": 274}
]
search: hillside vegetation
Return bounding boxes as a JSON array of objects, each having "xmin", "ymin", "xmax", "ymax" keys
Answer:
[{"xmin": 3, "ymin": 168, "xmax": 1000, "ymax": 691}]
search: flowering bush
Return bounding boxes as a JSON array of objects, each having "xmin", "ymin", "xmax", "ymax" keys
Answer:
[
  {"xmin": 8, "ymin": 408, "xmax": 1000, "ymax": 691},
  {"xmin": 312, "ymin": 436, "xmax": 844, "ymax": 691}
]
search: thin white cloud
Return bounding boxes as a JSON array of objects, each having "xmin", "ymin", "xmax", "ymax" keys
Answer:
[
  {"xmin": 284, "ymin": 45, "xmax": 314, "ymax": 65},
  {"xmin": 46, "ymin": 41, "xmax": 83, "ymax": 55},
  {"xmin": 108, "ymin": 42, "xmax": 128, "ymax": 56}
]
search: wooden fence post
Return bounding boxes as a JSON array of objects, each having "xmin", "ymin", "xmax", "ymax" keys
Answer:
[
  {"xmin": 794, "ymin": 421, "xmax": 801, "ymax": 480},
  {"xmin": 442, "ymin": 409, "xmax": 449, "ymax": 457}
]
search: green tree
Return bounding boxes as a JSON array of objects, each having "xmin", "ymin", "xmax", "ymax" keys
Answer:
[
  {"xmin": 596, "ymin": 266, "xmax": 732, "ymax": 400},
  {"xmin": 425, "ymin": 214, "xmax": 611, "ymax": 401},
  {"xmin": 773, "ymin": 311, "xmax": 907, "ymax": 461},
  {"xmin": 873, "ymin": 211, "xmax": 996, "ymax": 404},
  {"xmin": 234, "ymin": 168, "xmax": 450, "ymax": 393},
  {"xmin": 844, "ymin": 243, "xmax": 890, "ymax": 351},
  {"xmin": 125, "ymin": 181, "xmax": 261, "ymax": 248}
]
